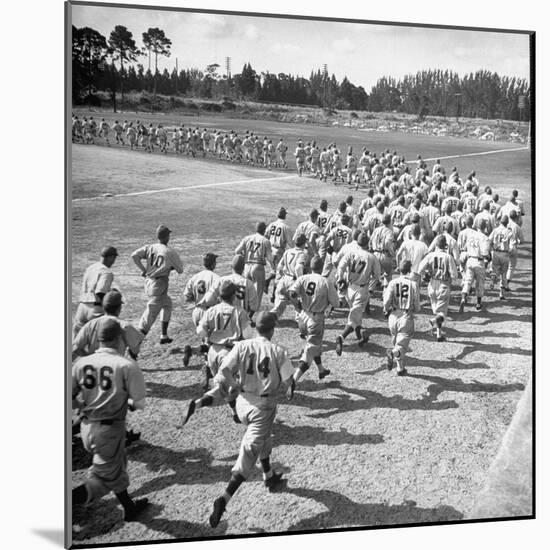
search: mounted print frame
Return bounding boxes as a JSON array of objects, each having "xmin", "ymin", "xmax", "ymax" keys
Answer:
[{"xmin": 66, "ymin": 1, "xmax": 534, "ymax": 547}]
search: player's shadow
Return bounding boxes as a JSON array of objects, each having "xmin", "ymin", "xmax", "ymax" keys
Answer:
[
  {"xmin": 406, "ymin": 373, "xmax": 525, "ymax": 402},
  {"xmin": 450, "ymin": 343, "xmax": 531, "ymax": 361},
  {"xmin": 128, "ymin": 444, "xmax": 229, "ymax": 497},
  {"xmin": 291, "ymin": 381, "xmax": 459, "ymax": 419},
  {"xmin": 134, "ymin": 503, "xmax": 223, "ymax": 539},
  {"xmin": 273, "ymin": 420, "xmax": 384, "ymax": 447},
  {"xmin": 284, "ymin": 487, "xmax": 463, "ymax": 531},
  {"xmin": 146, "ymin": 381, "xmax": 204, "ymax": 401},
  {"xmin": 72, "ymin": 496, "xmax": 122, "ymax": 541}
]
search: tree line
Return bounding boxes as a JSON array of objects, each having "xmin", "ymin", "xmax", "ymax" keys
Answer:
[{"xmin": 72, "ymin": 24, "xmax": 530, "ymax": 120}]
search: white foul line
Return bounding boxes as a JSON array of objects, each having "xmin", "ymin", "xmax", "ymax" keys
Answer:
[
  {"xmin": 407, "ymin": 146, "xmax": 529, "ymax": 164},
  {"xmin": 73, "ymin": 174, "xmax": 297, "ymax": 202},
  {"xmin": 73, "ymin": 145, "xmax": 529, "ymax": 202}
]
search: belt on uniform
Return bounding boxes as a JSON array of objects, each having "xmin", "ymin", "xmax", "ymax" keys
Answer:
[
  {"xmin": 81, "ymin": 417, "xmax": 115, "ymax": 425},
  {"xmin": 468, "ymin": 256, "xmax": 484, "ymax": 260}
]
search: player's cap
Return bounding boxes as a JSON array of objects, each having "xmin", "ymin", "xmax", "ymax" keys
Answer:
[
  {"xmin": 256, "ymin": 311, "xmax": 278, "ymax": 332},
  {"xmin": 101, "ymin": 246, "xmax": 118, "ymax": 258},
  {"xmin": 382, "ymin": 214, "xmax": 391, "ymax": 225},
  {"xmin": 341, "ymin": 214, "xmax": 351, "ymax": 226},
  {"xmin": 97, "ymin": 317, "xmax": 122, "ymax": 342},
  {"xmin": 278, "ymin": 207, "xmax": 287, "ymax": 218},
  {"xmin": 357, "ymin": 232, "xmax": 369, "ymax": 248},
  {"xmin": 231, "ymin": 254, "xmax": 245, "ymax": 271},
  {"xmin": 346, "ymin": 195, "xmax": 353, "ymax": 204},
  {"xmin": 203, "ymin": 252, "xmax": 218, "ymax": 266},
  {"xmin": 219, "ymin": 280, "xmax": 237, "ymax": 300},
  {"xmin": 436, "ymin": 235, "xmax": 447, "ymax": 249},
  {"xmin": 156, "ymin": 224, "xmax": 172, "ymax": 239},
  {"xmin": 295, "ymin": 234, "xmax": 307, "ymax": 247},
  {"xmin": 320, "ymin": 199, "xmax": 328, "ymax": 209},
  {"xmin": 411, "ymin": 213, "xmax": 420, "ymax": 223},
  {"xmin": 102, "ymin": 290, "xmax": 123, "ymax": 309},
  {"xmin": 399, "ymin": 259, "xmax": 412, "ymax": 274},
  {"xmin": 500, "ymin": 214, "xmax": 509, "ymax": 224},
  {"xmin": 256, "ymin": 221, "xmax": 267, "ymax": 234},
  {"xmin": 310, "ymin": 255, "xmax": 324, "ymax": 272}
]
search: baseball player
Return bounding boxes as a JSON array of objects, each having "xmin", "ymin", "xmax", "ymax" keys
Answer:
[
  {"xmin": 370, "ymin": 214, "xmax": 395, "ymax": 288},
  {"xmin": 235, "ymin": 222, "xmax": 275, "ymax": 317},
  {"xmin": 72, "ymin": 290, "xmax": 143, "ymax": 361},
  {"xmin": 206, "ymin": 311, "xmax": 296, "ymax": 527},
  {"xmin": 458, "ymin": 219, "xmax": 492, "ymax": 313},
  {"xmin": 131, "ymin": 225, "xmax": 183, "ymax": 344},
  {"xmin": 335, "ymin": 232, "xmax": 381, "ymax": 354},
  {"xmin": 73, "ymin": 246, "xmax": 118, "ymax": 339},
  {"xmin": 316, "ymin": 199, "xmax": 331, "ymax": 234},
  {"xmin": 418, "ymin": 235, "xmax": 459, "ymax": 341},
  {"xmin": 270, "ymin": 234, "xmax": 309, "ymax": 318},
  {"xmin": 323, "ymin": 214, "xmax": 353, "ymax": 279},
  {"xmin": 71, "ymin": 318, "xmax": 149, "ymax": 522},
  {"xmin": 276, "ymin": 138, "xmax": 288, "ymax": 168},
  {"xmin": 265, "ymin": 208, "xmax": 293, "ymax": 301},
  {"xmin": 506, "ymin": 210, "xmax": 524, "ymax": 287},
  {"xmin": 383, "ymin": 259, "xmax": 421, "ymax": 376},
  {"xmin": 183, "ymin": 280, "xmax": 250, "ymax": 421},
  {"xmin": 293, "ymin": 209, "xmax": 321, "ymax": 259},
  {"xmin": 489, "ymin": 215, "xmax": 515, "ymax": 299},
  {"xmin": 288, "ymin": 256, "xmax": 339, "ymax": 381},
  {"xmin": 294, "ymin": 141, "xmax": 306, "ymax": 176},
  {"xmin": 180, "ymin": 252, "xmax": 220, "ymax": 369},
  {"xmin": 396, "ymin": 224, "xmax": 428, "ymax": 284}
]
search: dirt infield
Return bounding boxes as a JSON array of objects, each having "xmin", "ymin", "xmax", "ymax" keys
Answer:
[{"xmin": 70, "ymin": 136, "xmax": 532, "ymax": 545}]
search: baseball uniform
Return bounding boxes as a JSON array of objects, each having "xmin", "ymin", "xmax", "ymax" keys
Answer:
[
  {"xmin": 270, "ymin": 246, "xmax": 308, "ymax": 318},
  {"xmin": 184, "ymin": 269, "xmax": 220, "ymax": 327},
  {"xmin": 203, "ymin": 273, "xmax": 258, "ymax": 315},
  {"xmin": 266, "ymin": 219, "xmax": 293, "ymax": 268},
  {"xmin": 418, "ymin": 249, "xmax": 458, "ymax": 316}
]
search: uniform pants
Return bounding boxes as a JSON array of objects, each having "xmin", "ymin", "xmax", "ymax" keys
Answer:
[
  {"xmin": 232, "ymin": 396, "xmax": 276, "ymax": 479},
  {"xmin": 192, "ymin": 306, "xmax": 206, "ymax": 329},
  {"xmin": 462, "ymin": 260, "xmax": 486, "ymax": 298},
  {"xmin": 296, "ymin": 310, "xmax": 325, "ymax": 365},
  {"xmin": 80, "ymin": 419, "xmax": 128, "ymax": 501},
  {"xmin": 492, "ymin": 251, "xmax": 510, "ymax": 287},
  {"xmin": 346, "ymin": 284, "xmax": 369, "ymax": 328},
  {"xmin": 506, "ymin": 250, "xmax": 518, "ymax": 282},
  {"xmin": 73, "ymin": 302, "xmax": 103, "ymax": 339},
  {"xmin": 206, "ymin": 345, "xmax": 230, "ymax": 376},
  {"xmin": 244, "ymin": 263, "xmax": 266, "ymax": 312},
  {"xmin": 389, "ymin": 312, "xmax": 415, "ymax": 358},
  {"xmin": 138, "ymin": 293, "xmax": 173, "ymax": 334},
  {"xmin": 271, "ymin": 276, "xmax": 294, "ymax": 318},
  {"xmin": 374, "ymin": 252, "xmax": 393, "ymax": 285},
  {"xmin": 428, "ymin": 279, "xmax": 452, "ymax": 316}
]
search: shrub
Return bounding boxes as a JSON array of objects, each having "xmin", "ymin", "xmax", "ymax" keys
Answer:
[
  {"xmin": 82, "ymin": 94, "xmax": 102, "ymax": 107},
  {"xmin": 350, "ymin": 112, "xmax": 359, "ymax": 119}
]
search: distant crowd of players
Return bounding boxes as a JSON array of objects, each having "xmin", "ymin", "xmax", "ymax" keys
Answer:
[{"xmin": 71, "ymin": 122, "xmax": 527, "ymax": 529}]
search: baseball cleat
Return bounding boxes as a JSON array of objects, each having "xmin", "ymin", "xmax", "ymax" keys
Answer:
[
  {"xmin": 437, "ymin": 335, "xmax": 446, "ymax": 342},
  {"xmin": 385, "ymin": 349, "xmax": 394, "ymax": 371},
  {"xmin": 125, "ymin": 429, "xmax": 141, "ymax": 446},
  {"xmin": 335, "ymin": 336, "xmax": 343, "ymax": 356},
  {"xmin": 458, "ymin": 301, "xmax": 465, "ymax": 314},
  {"xmin": 319, "ymin": 369, "xmax": 331, "ymax": 380},
  {"xmin": 299, "ymin": 332, "xmax": 307, "ymax": 340},
  {"xmin": 396, "ymin": 368, "xmax": 408, "ymax": 377},
  {"xmin": 475, "ymin": 303, "xmax": 482, "ymax": 311},
  {"xmin": 264, "ymin": 471, "xmax": 285, "ymax": 492},
  {"xmin": 124, "ymin": 498, "xmax": 150, "ymax": 522},
  {"xmin": 355, "ymin": 326, "xmax": 363, "ymax": 340},
  {"xmin": 358, "ymin": 329, "xmax": 369, "ymax": 347},
  {"xmin": 232, "ymin": 413, "xmax": 242, "ymax": 424},
  {"xmin": 160, "ymin": 336, "xmax": 173, "ymax": 345},
  {"xmin": 500, "ymin": 294, "xmax": 506, "ymax": 300},
  {"xmin": 209, "ymin": 496, "xmax": 227, "ymax": 528},
  {"xmin": 181, "ymin": 400, "xmax": 196, "ymax": 427},
  {"xmin": 182, "ymin": 345, "xmax": 192, "ymax": 368}
]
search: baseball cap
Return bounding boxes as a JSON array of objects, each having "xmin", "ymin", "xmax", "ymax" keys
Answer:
[
  {"xmin": 382, "ymin": 214, "xmax": 391, "ymax": 225},
  {"xmin": 256, "ymin": 311, "xmax": 278, "ymax": 332},
  {"xmin": 102, "ymin": 290, "xmax": 123, "ymax": 309},
  {"xmin": 97, "ymin": 317, "xmax": 122, "ymax": 342},
  {"xmin": 295, "ymin": 234, "xmax": 307, "ymax": 247},
  {"xmin": 256, "ymin": 221, "xmax": 267, "ymax": 234},
  {"xmin": 219, "ymin": 280, "xmax": 237, "ymax": 300},
  {"xmin": 399, "ymin": 259, "xmax": 412, "ymax": 274},
  {"xmin": 203, "ymin": 252, "xmax": 219, "ymax": 266},
  {"xmin": 101, "ymin": 246, "xmax": 118, "ymax": 258},
  {"xmin": 231, "ymin": 254, "xmax": 245, "ymax": 272},
  {"xmin": 436, "ymin": 235, "xmax": 447, "ymax": 249},
  {"xmin": 320, "ymin": 199, "xmax": 328, "ymax": 209},
  {"xmin": 278, "ymin": 207, "xmax": 287, "ymax": 218},
  {"xmin": 156, "ymin": 224, "xmax": 172, "ymax": 239},
  {"xmin": 357, "ymin": 232, "xmax": 369, "ymax": 248},
  {"xmin": 310, "ymin": 255, "xmax": 324, "ymax": 272}
]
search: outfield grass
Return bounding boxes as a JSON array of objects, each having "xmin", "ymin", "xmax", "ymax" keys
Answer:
[{"xmin": 70, "ymin": 128, "xmax": 532, "ymax": 545}]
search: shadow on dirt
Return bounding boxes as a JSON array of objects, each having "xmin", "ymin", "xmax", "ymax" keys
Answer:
[
  {"xmin": 284, "ymin": 487, "xmax": 463, "ymax": 531},
  {"xmin": 273, "ymin": 420, "xmax": 384, "ymax": 447}
]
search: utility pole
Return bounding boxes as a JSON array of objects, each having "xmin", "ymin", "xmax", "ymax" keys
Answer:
[{"xmin": 225, "ymin": 56, "xmax": 231, "ymax": 97}]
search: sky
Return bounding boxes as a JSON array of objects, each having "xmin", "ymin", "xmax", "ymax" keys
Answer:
[{"xmin": 71, "ymin": 3, "xmax": 531, "ymax": 90}]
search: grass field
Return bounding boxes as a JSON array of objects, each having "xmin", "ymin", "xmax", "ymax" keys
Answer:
[{"xmin": 70, "ymin": 118, "xmax": 532, "ymax": 546}]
